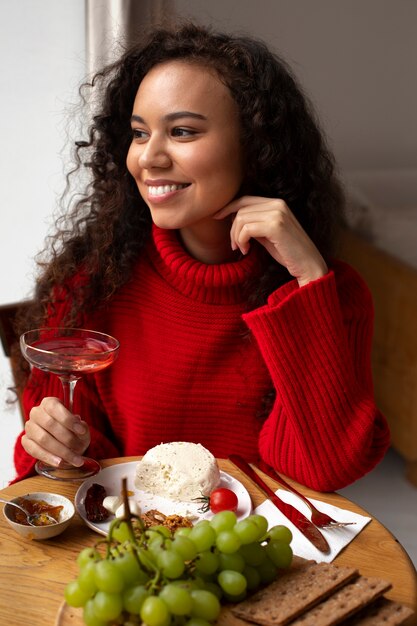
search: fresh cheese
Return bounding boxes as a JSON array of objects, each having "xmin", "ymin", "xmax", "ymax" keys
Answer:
[
  {"xmin": 102, "ymin": 495, "xmax": 141, "ymax": 517},
  {"xmin": 134, "ymin": 442, "xmax": 221, "ymax": 502}
]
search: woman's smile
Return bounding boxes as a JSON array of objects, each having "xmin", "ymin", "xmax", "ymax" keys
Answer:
[{"xmin": 145, "ymin": 180, "xmax": 190, "ymax": 201}]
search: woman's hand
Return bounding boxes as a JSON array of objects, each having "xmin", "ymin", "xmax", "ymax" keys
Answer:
[
  {"xmin": 21, "ymin": 397, "xmax": 91, "ymax": 468},
  {"xmin": 215, "ymin": 196, "xmax": 328, "ymax": 287}
]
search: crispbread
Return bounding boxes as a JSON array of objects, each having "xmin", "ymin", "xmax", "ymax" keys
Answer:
[
  {"xmin": 230, "ymin": 560, "xmax": 358, "ymax": 626},
  {"xmin": 343, "ymin": 597, "xmax": 415, "ymax": 625},
  {"xmin": 288, "ymin": 575, "xmax": 392, "ymax": 625}
]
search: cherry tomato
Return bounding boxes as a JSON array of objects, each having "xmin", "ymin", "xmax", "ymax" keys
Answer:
[{"xmin": 208, "ymin": 488, "xmax": 238, "ymax": 514}]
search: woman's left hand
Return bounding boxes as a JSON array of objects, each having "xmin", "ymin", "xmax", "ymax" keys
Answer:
[{"xmin": 214, "ymin": 196, "xmax": 328, "ymax": 287}]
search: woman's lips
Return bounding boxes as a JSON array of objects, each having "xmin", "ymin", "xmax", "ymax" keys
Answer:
[{"xmin": 147, "ymin": 183, "xmax": 190, "ymax": 201}]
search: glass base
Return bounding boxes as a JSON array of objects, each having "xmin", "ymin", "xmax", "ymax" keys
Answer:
[{"xmin": 35, "ymin": 457, "xmax": 101, "ymax": 481}]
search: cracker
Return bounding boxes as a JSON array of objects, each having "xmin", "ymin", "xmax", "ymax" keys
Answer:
[
  {"xmin": 343, "ymin": 597, "xmax": 415, "ymax": 625},
  {"xmin": 230, "ymin": 561, "xmax": 358, "ymax": 626},
  {"xmin": 288, "ymin": 575, "xmax": 391, "ymax": 625}
]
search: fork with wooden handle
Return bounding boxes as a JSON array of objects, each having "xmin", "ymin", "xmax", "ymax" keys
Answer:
[{"xmin": 256, "ymin": 460, "xmax": 356, "ymax": 529}]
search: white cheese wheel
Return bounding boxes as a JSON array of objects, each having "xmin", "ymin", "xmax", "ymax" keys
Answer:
[{"xmin": 134, "ymin": 442, "xmax": 221, "ymax": 502}]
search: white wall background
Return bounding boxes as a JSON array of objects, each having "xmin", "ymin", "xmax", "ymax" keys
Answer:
[
  {"xmin": 0, "ymin": 0, "xmax": 85, "ymax": 304},
  {"xmin": 1, "ymin": 0, "xmax": 416, "ymax": 482}
]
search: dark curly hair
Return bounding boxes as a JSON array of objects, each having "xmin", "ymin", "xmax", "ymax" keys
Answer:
[{"xmin": 16, "ymin": 20, "xmax": 345, "ymax": 351}]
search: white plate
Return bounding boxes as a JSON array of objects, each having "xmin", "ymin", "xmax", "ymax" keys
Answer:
[{"xmin": 75, "ymin": 462, "xmax": 252, "ymax": 536}]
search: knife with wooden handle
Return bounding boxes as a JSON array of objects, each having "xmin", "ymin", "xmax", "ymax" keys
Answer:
[{"xmin": 228, "ymin": 454, "xmax": 330, "ymax": 553}]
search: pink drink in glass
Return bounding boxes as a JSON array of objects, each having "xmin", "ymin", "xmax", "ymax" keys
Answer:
[{"xmin": 20, "ymin": 328, "xmax": 119, "ymax": 481}]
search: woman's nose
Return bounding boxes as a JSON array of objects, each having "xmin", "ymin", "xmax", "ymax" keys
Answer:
[{"xmin": 138, "ymin": 135, "xmax": 171, "ymax": 169}]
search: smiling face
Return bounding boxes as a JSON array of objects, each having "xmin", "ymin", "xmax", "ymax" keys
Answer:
[{"xmin": 126, "ymin": 60, "xmax": 245, "ymax": 260}]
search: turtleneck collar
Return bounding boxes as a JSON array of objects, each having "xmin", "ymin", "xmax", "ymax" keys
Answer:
[{"xmin": 146, "ymin": 224, "xmax": 265, "ymax": 305}]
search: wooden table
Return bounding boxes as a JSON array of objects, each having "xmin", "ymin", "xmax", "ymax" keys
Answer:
[{"xmin": 1, "ymin": 457, "xmax": 416, "ymax": 626}]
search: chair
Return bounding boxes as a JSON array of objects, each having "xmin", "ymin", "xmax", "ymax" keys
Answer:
[{"xmin": 0, "ymin": 300, "xmax": 31, "ymax": 424}]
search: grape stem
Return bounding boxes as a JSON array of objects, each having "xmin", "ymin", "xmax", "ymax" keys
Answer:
[{"xmin": 107, "ymin": 478, "xmax": 143, "ymax": 560}]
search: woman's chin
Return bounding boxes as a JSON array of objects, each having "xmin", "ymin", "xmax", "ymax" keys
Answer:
[{"xmin": 148, "ymin": 210, "xmax": 180, "ymax": 230}]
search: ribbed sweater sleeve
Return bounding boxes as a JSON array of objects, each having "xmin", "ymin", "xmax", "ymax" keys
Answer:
[{"xmin": 243, "ymin": 260, "xmax": 390, "ymax": 491}]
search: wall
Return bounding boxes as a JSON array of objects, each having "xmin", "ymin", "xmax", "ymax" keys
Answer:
[{"xmin": 0, "ymin": 0, "xmax": 85, "ymax": 304}]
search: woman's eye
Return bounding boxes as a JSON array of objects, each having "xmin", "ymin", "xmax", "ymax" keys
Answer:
[
  {"xmin": 132, "ymin": 128, "xmax": 148, "ymax": 140},
  {"xmin": 171, "ymin": 127, "xmax": 196, "ymax": 137}
]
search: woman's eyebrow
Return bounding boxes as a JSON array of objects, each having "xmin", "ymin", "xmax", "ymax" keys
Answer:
[{"xmin": 130, "ymin": 111, "xmax": 207, "ymax": 123}]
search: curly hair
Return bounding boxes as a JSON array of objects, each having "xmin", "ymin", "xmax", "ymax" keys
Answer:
[{"xmin": 16, "ymin": 20, "xmax": 345, "ymax": 338}]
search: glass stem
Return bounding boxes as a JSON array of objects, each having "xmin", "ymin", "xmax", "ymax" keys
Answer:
[{"xmin": 60, "ymin": 377, "xmax": 78, "ymax": 412}]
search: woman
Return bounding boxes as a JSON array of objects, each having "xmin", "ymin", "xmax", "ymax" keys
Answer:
[{"xmin": 14, "ymin": 22, "xmax": 389, "ymax": 490}]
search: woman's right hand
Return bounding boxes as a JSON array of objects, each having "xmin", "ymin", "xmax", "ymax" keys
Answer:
[{"xmin": 21, "ymin": 397, "xmax": 91, "ymax": 468}]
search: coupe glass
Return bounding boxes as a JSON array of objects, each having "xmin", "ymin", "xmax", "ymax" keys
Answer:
[{"xmin": 20, "ymin": 327, "xmax": 120, "ymax": 481}]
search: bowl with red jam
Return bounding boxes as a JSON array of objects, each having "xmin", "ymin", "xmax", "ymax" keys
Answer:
[{"xmin": 3, "ymin": 492, "xmax": 75, "ymax": 540}]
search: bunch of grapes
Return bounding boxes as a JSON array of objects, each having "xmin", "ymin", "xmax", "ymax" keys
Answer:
[{"xmin": 65, "ymin": 501, "xmax": 293, "ymax": 626}]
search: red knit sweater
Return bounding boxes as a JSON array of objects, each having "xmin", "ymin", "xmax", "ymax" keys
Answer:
[{"xmin": 14, "ymin": 225, "xmax": 390, "ymax": 490}]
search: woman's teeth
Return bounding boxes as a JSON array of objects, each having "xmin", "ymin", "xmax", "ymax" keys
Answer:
[{"xmin": 148, "ymin": 184, "xmax": 188, "ymax": 196}]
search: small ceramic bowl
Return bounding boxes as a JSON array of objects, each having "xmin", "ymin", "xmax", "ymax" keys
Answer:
[{"xmin": 3, "ymin": 492, "xmax": 75, "ymax": 540}]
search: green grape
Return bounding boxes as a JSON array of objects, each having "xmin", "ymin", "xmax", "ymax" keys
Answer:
[
  {"xmin": 93, "ymin": 590, "xmax": 123, "ymax": 621},
  {"xmin": 112, "ymin": 521, "xmax": 131, "ymax": 543},
  {"xmin": 267, "ymin": 524, "xmax": 293, "ymax": 545},
  {"xmin": 146, "ymin": 529, "xmax": 166, "ymax": 549},
  {"xmin": 123, "ymin": 584, "xmax": 150, "ymax": 614},
  {"xmin": 83, "ymin": 599, "xmax": 108, "ymax": 626},
  {"xmin": 188, "ymin": 521, "xmax": 216, "ymax": 552},
  {"xmin": 239, "ymin": 542, "xmax": 267, "ymax": 566},
  {"xmin": 217, "ymin": 551, "xmax": 245, "ymax": 573},
  {"xmin": 257, "ymin": 555, "xmax": 278, "ymax": 584},
  {"xmin": 247, "ymin": 514, "xmax": 268, "ymax": 537},
  {"xmin": 190, "ymin": 589, "xmax": 221, "ymax": 621},
  {"xmin": 140, "ymin": 595, "xmax": 171, "ymax": 626},
  {"xmin": 242, "ymin": 564, "xmax": 261, "ymax": 590},
  {"xmin": 215, "ymin": 530, "xmax": 241, "ymax": 554},
  {"xmin": 171, "ymin": 535, "xmax": 198, "ymax": 561},
  {"xmin": 77, "ymin": 547, "xmax": 100, "ymax": 570},
  {"xmin": 202, "ymin": 581, "xmax": 223, "ymax": 601},
  {"xmin": 217, "ymin": 570, "xmax": 247, "ymax": 596},
  {"xmin": 147, "ymin": 538, "xmax": 166, "ymax": 561},
  {"xmin": 265, "ymin": 540, "xmax": 293, "ymax": 569},
  {"xmin": 77, "ymin": 561, "xmax": 98, "ymax": 596},
  {"xmin": 64, "ymin": 579, "xmax": 92, "ymax": 607},
  {"xmin": 137, "ymin": 546, "xmax": 158, "ymax": 571},
  {"xmin": 150, "ymin": 524, "xmax": 172, "ymax": 538},
  {"xmin": 233, "ymin": 518, "xmax": 263, "ymax": 544},
  {"xmin": 194, "ymin": 575, "xmax": 210, "ymax": 588},
  {"xmin": 171, "ymin": 579, "xmax": 201, "ymax": 592},
  {"xmin": 185, "ymin": 618, "xmax": 212, "ymax": 626},
  {"xmin": 94, "ymin": 559, "xmax": 125, "ymax": 593},
  {"xmin": 224, "ymin": 590, "xmax": 247, "ymax": 603},
  {"xmin": 159, "ymin": 583, "xmax": 193, "ymax": 615},
  {"xmin": 195, "ymin": 550, "xmax": 219, "ymax": 575},
  {"xmin": 114, "ymin": 550, "xmax": 148, "ymax": 586},
  {"xmin": 175, "ymin": 527, "xmax": 192, "ymax": 537},
  {"xmin": 209, "ymin": 510, "xmax": 237, "ymax": 534},
  {"xmin": 157, "ymin": 549, "xmax": 185, "ymax": 579}
]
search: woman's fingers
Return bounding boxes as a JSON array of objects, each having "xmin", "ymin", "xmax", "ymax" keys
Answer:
[
  {"xmin": 232, "ymin": 221, "xmax": 267, "ymax": 255},
  {"xmin": 22, "ymin": 397, "xmax": 91, "ymax": 467},
  {"xmin": 21, "ymin": 431, "xmax": 64, "ymax": 468},
  {"xmin": 214, "ymin": 195, "xmax": 269, "ymax": 219},
  {"xmin": 216, "ymin": 195, "xmax": 328, "ymax": 285}
]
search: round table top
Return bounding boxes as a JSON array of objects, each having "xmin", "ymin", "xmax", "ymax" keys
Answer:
[{"xmin": 1, "ymin": 457, "xmax": 416, "ymax": 626}]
